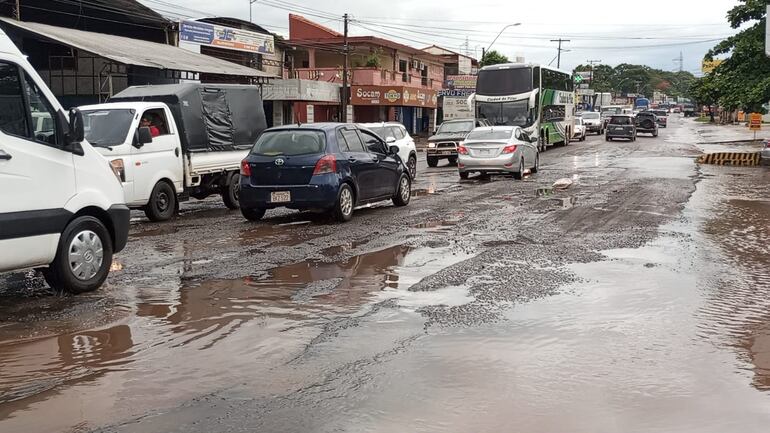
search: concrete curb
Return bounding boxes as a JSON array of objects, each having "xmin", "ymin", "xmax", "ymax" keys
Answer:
[{"xmin": 696, "ymin": 152, "xmax": 762, "ymax": 166}]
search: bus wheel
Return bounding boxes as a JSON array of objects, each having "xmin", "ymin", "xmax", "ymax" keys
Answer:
[{"xmin": 539, "ymin": 132, "xmax": 546, "ymax": 152}]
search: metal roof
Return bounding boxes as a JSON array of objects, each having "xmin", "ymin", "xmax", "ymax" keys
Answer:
[{"xmin": 0, "ymin": 18, "xmax": 275, "ymax": 78}]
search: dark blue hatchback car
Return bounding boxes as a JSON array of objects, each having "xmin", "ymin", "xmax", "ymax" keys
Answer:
[{"xmin": 239, "ymin": 123, "xmax": 411, "ymax": 222}]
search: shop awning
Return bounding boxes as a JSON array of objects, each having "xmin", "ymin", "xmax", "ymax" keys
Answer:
[{"xmin": 0, "ymin": 18, "xmax": 275, "ymax": 79}]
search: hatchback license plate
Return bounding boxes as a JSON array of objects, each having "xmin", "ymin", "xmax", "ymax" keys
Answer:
[{"xmin": 271, "ymin": 191, "xmax": 291, "ymax": 203}]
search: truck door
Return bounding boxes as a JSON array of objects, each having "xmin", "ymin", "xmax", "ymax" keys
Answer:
[
  {"xmin": 131, "ymin": 108, "xmax": 183, "ymax": 204},
  {"xmin": 0, "ymin": 60, "xmax": 76, "ymax": 270}
]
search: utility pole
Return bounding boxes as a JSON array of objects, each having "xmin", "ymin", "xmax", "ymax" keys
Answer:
[
  {"xmin": 341, "ymin": 13, "xmax": 349, "ymax": 122},
  {"xmin": 673, "ymin": 51, "xmax": 683, "ymax": 72},
  {"xmin": 14, "ymin": 0, "xmax": 20, "ymax": 20},
  {"xmin": 249, "ymin": 0, "xmax": 257, "ymax": 23},
  {"xmin": 550, "ymin": 39, "xmax": 570, "ymax": 69},
  {"xmin": 586, "ymin": 59, "xmax": 601, "ymax": 87}
]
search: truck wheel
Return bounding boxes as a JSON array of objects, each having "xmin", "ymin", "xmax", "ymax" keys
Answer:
[
  {"xmin": 427, "ymin": 156, "xmax": 438, "ymax": 168},
  {"xmin": 43, "ymin": 216, "xmax": 113, "ymax": 294},
  {"xmin": 145, "ymin": 181, "xmax": 177, "ymax": 222},
  {"xmin": 448, "ymin": 156, "xmax": 458, "ymax": 166},
  {"xmin": 241, "ymin": 207, "xmax": 266, "ymax": 221},
  {"xmin": 222, "ymin": 173, "xmax": 240, "ymax": 210}
]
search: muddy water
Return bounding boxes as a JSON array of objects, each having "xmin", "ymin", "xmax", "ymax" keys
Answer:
[
  {"xmin": 0, "ymin": 243, "xmax": 473, "ymax": 433},
  {"xmin": 273, "ymin": 165, "xmax": 770, "ymax": 433}
]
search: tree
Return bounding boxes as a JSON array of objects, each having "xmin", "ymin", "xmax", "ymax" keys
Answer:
[
  {"xmin": 701, "ymin": 0, "xmax": 770, "ymax": 113},
  {"xmin": 572, "ymin": 63, "xmax": 695, "ymax": 98},
  {"xmin": 480, "ymin": 50, "xmax": 509, "ymax": 67},
  {"xmin": 690, "ymin": 75, "xmax": 720, "ymax": 122}
]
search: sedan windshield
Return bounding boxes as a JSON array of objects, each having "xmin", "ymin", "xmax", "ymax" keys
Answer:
[
  {"xmin": 466, "ymin": 129, "xmax": 513, "ymax": 140},
  {"xmin": 437, "ymin": 121, "xmax": 474, "ymax": 134},
  {"xmin": 251, "ymin": 130, "xmax": 326, "ymax": 156},
  {"xmin": 82, "ymin": 109, "xmax": 135, "ymax": 147}
]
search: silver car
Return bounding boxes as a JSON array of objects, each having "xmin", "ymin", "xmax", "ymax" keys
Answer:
[{"xmin": 457, "ymin": 126, "xmax": 539, "ymax": 180}]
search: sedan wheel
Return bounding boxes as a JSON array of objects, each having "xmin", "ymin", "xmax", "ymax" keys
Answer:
[
  {"xmin": 531, "ymin": 152, "xmax": 540, "ymax": 174},
  {"xmin": 513, "ymin": 158, "xmax": 524, "ymax": 180}
]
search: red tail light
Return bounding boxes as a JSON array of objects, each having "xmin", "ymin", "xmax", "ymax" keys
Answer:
[
  {"xmin": 313, "ymin": 154, "xmax": 337, "ymax": 176},
  {"xmin": 502, "ymin": 144, "xmax": 518, "ymax": 154},
  {"xmin": 457, "ymin": 145, "xmax": 469, "ymax": 155},
  {"xmin": 240, "ymin": 159, "xmax": 251, "ymax": 176}
]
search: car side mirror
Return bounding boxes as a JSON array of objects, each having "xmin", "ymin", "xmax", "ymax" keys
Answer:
[
  {"xmin": 136, "ymin": 126, "xmax": 153, "ymax": 147},
  {"xmin": 385, "ymin": 136, "xmax": 396, "ymax": 144},
  {"xmin": 530, "ymin": 136, "xmax": 538, "ymax": 143},
  {"xmin": 388, "ymin": 144, "xmax": 400, "ymax": 155},
  {"xmin": 67, "ymin": 108, "xmax": 85, "ymax": 143},
  {"xmin": 59, "ymin": 108, "xmax": 84, "ymax": 155}
]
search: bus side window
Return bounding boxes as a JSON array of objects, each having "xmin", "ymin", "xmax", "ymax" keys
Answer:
[{"xmin": 533, "ymin": 67, "xmax": 540, "ymax": 89}]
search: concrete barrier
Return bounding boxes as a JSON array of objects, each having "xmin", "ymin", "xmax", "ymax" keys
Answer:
[{"xmin": 696, "ymin": 152, "xmax": 762, "ymax": 166}]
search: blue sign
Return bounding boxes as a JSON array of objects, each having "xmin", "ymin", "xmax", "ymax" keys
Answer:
[{"xmin": 180, "ymin": 21, "xmax": 216, "ymax": 45}]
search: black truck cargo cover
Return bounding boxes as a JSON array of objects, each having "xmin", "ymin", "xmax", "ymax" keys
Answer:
[{"xmin": 110, "ymin": 83, "xmax": 267, "ymax": 152}]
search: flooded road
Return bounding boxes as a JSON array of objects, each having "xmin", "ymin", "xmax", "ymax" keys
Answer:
[{"xmin": 2, "ymin": 116, "xmax": 770, "ymax": 433}]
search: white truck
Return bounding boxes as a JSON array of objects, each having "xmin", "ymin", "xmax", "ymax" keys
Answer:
[{"xmin": 79, "ymin": 84, "xmax": 267, "ymax": 221}]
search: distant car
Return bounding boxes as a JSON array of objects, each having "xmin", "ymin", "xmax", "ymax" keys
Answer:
[
  {"xmin": 650, "ymin": 109, "xmax": 668, "ymax": 128},
  {"xmin": 672, "ymin": 107, "xmax": 681, "ymax": 114},
  {"xmin": 581, "ymin": 111, "xmax": 604, "ymax": 134},
  {"xmin": 239, "ymin": 123, "xmax": 411, "ymax": 222},
  {"xmin": 457, "ymin": 126, "xmax": 539, "ymax": 180},
  {"xmin": 573, "ymin": 117, "xmax": 587, "ymax": 141},
  {"xmin": 358, "ymin": 122, "xmax": 417, "ymax": 179},
  {"xmin": 605, "ymin": 115, "xmax": 636, "ymax": 141},
  {"xmin": 635, "ymin": 112, "xmax": 659, "ymax": 137},
  {"xmin": 426, "ymin": 118, "xmax": 491, "ymax": 167}
]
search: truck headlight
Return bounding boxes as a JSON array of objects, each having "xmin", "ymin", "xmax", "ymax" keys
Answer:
[
  {"xmin": 110, "ymin": 159, "xmax": 125, "ymax": 183},
  {"xmin": 428, "ymin": 143, "xmax": 436, "ymax": 148}
]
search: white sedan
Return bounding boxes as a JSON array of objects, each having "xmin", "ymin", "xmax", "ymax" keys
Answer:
[
  {"xmin": 573, "ymin": 117, "xmax": 587, "ymax": 141},
  {"xmin": 358, "ymin": 122, "xmax": 418, "ymax": 179},
  {"xmin": 457, "ymin": 126, "xmax": 539, "ymax": 180}
]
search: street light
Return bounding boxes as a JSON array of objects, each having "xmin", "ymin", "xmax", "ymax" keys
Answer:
[
  {"xmin": 482, "ymin": 23, "xmax": 521, "ymax": 62},
  {"xmin": 249, "ymin": 0, "xmax": 258, "ymax": 22}
]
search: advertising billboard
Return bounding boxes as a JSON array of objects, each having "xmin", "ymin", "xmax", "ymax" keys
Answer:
[{"xmin": 180, "ymin": 20, "xmax": 275, "ymax": 55}]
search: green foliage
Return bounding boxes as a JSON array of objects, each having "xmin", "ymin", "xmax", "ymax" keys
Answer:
[
  {"xmin": 573, "ymin": 63, "xmax": 696, "ymax": 98},
  {"xmin": 697, "ymin": 0, "xmax": 770, "ymax": 113},
  {"xmin": 365, "ymin": 48, "xmax": 382, "ymax": 68},
  {"xmin": 480, "ymin": 50, "xmax": 509, "ymax": 67}
]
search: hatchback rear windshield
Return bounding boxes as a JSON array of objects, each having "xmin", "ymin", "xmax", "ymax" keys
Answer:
[
  {"xmin": 251, "ymin": 130, "xmax": 326, "ymax": 156},
  {"xmin": 610, "ymin": 116, "xmax": 632, "ymax": 125},
  {"xmin": 582, "ymin": 112, "xmax": 600, "ymax": 119},
  {"xmin": 652, "ymin": 110, "xmax": 667, "ymax": 116},
  {"xmin": 466, "ymin": 129, "xmax": 513, "ymax": 140}
]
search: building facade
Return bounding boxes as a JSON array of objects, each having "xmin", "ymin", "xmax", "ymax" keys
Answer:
[{"xmin": 287, "ymin": 14, "xmax": 445, "ymax": 134}]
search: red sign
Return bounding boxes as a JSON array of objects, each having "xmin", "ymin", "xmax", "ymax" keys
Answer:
[{"xmin": 350, "ymin": 86, "xmax": 438, "ymax": 108}]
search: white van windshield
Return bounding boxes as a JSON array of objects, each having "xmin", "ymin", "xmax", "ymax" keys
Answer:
[{"xmin": 83, "ymin": 109, "xmax": 136, "ymax": 147}]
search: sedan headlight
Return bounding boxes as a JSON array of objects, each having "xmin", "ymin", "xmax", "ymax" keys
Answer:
[
  {"xmin": 428, "ymin": 143, "xmax": 436, "ymax": 148},
  {"xmin": 110, "ymin": 158, "xmax": 125, "ymax": 183}
]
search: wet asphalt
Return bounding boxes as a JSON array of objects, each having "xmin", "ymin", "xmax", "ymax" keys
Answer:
[{"xmin": 2, "ymin": 116, "xmax": 770, "ymax": 433}]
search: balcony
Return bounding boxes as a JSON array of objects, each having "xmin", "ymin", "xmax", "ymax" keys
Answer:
[{"xmin": 289, "ymin": 67, "xmax": 440, "ymax": 89}]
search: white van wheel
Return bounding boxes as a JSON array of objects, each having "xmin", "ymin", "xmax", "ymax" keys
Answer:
[{"xmin": 43, "ymin": 216, "xmax": 113, "ymax": 294}]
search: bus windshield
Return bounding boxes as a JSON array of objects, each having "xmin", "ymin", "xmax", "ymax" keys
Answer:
[
  {"xmin": 477, "ymin": 100, "xmax": 531, "ymax": 127},
  {"xmin": 476, "ymin": 68, "xmax": 532, "ymax": 96}
]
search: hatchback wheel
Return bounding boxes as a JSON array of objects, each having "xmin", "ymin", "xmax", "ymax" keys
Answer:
[
  {"xmin": 407, "ymin": 155, "xmax": 417, "ymax": 179},
  {"xmin": 333, "ymin": 184, "xmax": 355, "ymax": 222},
  {"xmin": 241, "ymin": 207, "xmax": 266, "ymax": 221},
  {"xmin": 393, "ymin": 174, "xmax": 411, "ymax": 207},
  {"xmin": 459, "ymin": 171, "xmax": 469, "ymax": 180}
]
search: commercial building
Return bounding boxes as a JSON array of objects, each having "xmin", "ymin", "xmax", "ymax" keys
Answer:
[{"xmin": 286, "ymin": 14, "xmax": 444, "ymax": 134}]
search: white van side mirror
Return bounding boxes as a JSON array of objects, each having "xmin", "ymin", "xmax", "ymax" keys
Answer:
[{"xmin": 61, "ymin": 108, "xmax": 84, "ymax": 155}]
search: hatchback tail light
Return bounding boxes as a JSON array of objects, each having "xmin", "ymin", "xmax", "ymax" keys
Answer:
[
  {"xmin": 502, "ymin": 144, "xmax": 518, "ymax": 154},
  {"xmin": 457, "ymin": 145, "xmax": 469, "ymax": 155},
  {"xmin": 240, "ymin": 159, "xmax": 252, "ymax": 176},
  {"xmin": 313, "ymin": 154, "xmax": 337, "ymax": 175}
]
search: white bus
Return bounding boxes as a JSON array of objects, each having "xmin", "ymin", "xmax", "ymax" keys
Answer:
[{"xmin": 470, "ymin": 63, "xmax": 575, "ymax": 151}]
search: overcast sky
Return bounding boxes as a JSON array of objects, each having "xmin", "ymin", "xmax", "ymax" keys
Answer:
[{"xmin": 141, "ymin": 0, "xmax": 745, "ymax": 75}]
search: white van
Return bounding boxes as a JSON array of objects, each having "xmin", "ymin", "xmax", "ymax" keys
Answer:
[{"xmin": 0, "ymin": 29, "xmax": 129, "ymax": 293}]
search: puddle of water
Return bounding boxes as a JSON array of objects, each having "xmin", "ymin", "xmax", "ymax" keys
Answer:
[
  {"xmin": 535, "ymin": 187, "xmax": 554, "ymax": 197},
  {"xmin": 411, "ymin": 187, "xmax": 438, "ymax": 197},
  {"xmin": 0, "ymin": 244, "xmax": 474, "ymax": 432}
]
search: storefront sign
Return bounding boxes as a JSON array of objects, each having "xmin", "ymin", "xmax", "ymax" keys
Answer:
[
  {"xmin": 350, "ymin": 86, "xmax": 438, "ymax": 108},
  {"xmin": 443, "ymin": 96, "xmax": 473, "ymax": 120},
  {"xmin": 180, "ymin": 20, "xmax": 275, "ymax": 55},
  {"xmin": 262, "ymin": 79, "xmax": 341, "ymax": 103},
  {"xmin": 438, "ymin": 89, "xmax": 473, "ymax": 97},
  {"xmin": 444, "ymin": 75, "xmax": 477, "ymax": 90}
]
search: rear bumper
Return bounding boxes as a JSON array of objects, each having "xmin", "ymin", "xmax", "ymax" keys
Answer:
[
  {"xmin": 585, "ymin": 124, "xmax": 602, "ymax": 132},
  {"xmin": 637, "ymin": 127, "xmax": 657, "ymax": 134},
  {"xmin": 607, "ymin": 129, "xmax": 635, "ymax": 139},
  {"xmin": 458, "ymin": 154, "xmax": 519, "ymax": 173},
  {"xmin": 240, "ymin": 180, "xmax": 339, "ymax": 210},
  {"xmin": 107, "ymin": 204, "xmax": 130, "ymax": 253}
]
